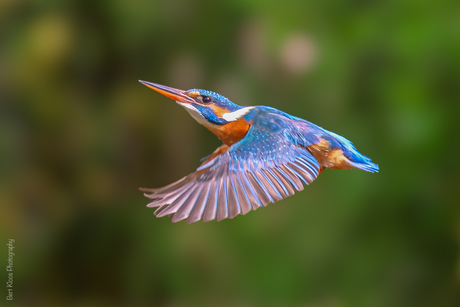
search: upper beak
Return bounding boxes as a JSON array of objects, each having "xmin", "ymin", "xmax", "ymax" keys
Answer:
[{"xmin": 139, "ymin": 80, "xmax": 193, "ymax": 103}]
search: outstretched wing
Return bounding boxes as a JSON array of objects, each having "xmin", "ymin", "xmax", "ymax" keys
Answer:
[{"xmin": 141, "ymin": 110, "xmax": 321, "ymax": 223}]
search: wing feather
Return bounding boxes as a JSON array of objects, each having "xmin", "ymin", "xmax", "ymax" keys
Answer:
[
  {"xmin": 187, "ymin": 182, "xmax": 211, "ymax": 224},
  {"xmin": 216, "ymin": 176, "xmax": 229, "ymax": 222},
  {"xmin": 203, "ymin": 181, "xmax": 218, "ymax": 222},
  {"xmin": 269, "ymin": 168, "xmax": 295, "ymax": 196},
  {"xmin": 260, "ymin": 169, "xmax": 284, "ymax": 200},
  {"xmin": 157, "ymin": 185, "xmax": 195, "ymax": 218},
  {"xmin": 249, "ymin": 171, "xmax": 274, "ymax": 205},
  {"xmin": 264, "ymin": 169, "xmax": 289, "ymax": 198},
  {"xmin": 277, "ymin": 165, "xmax": 304, "ymax": 191},
  {"xmin": 172, "ymin": 186, "xmax": 203, "ymax": 223},
  {"xmin": 233, "ymin": 174, "xmax": 252, "ymax": 215},
  {"xmin": 239, "ymin": 173, "xmax": 264, "ymax": 210},
  {"xmin": 141, "ymin": 108, "xmax": 322, "ymax": 223},
  {"xmin": 227, "ymin": 176, "xmax": 241, "ymax": 219}
]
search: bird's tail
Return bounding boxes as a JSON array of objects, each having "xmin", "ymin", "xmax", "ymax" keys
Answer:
[
  {"xmin": 349, "ymin": 159, "xmax": 379, "ymax": 173},
  {"xmin": 326, "ymin": 131, "xmax": 379, "ymax": 173}
]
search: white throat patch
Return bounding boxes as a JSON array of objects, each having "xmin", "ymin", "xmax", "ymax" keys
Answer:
[
  {"xmin": 222, "ymin": 107, "xmax": 254, "ymax": 122},
  {"xmin": 177, "ymin": 101, "xmax": 207, "ymax": 125}
]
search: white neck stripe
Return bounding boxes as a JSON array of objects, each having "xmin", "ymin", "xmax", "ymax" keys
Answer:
[{"xmin": 222, "ymin": 107, "xmax": 254, "ymax": 122}]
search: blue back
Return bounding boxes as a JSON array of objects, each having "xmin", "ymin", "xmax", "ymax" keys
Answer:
[{"xmin": 243, "ymin": 106, "xmax": 379, "ymax": 173}]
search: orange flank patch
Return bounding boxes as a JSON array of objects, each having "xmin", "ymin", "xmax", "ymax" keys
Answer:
[
  {"xmin": 308, "ymin": 138, "xmax": 330, "ymax": 154},
  {"xmin": 307, "ymin": 139, "xmax": 354, "ymax": 170},
  {"xmin": 204, "ymin": 117, "xmax": 251, "ymax": 146},
  {"xmin": 325, "ymin": 149, "xmax": 354, "ymax": 170}
]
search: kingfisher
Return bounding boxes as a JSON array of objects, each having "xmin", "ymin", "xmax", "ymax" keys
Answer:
[{"xmin": 139, "ymin": 80, "xmax": 378, "ymax": 224}]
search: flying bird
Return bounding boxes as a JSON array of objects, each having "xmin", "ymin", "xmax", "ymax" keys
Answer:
[{"xmin": 139, "ymin": 80, "xmax": 378, "ymax": 224}]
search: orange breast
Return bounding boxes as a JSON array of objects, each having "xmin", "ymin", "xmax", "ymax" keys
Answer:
[{"xmin": 204, "ymin": 118, "xmax": 251, "ymax": 146}]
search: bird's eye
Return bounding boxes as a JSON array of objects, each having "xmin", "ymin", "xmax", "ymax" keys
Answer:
[{"xmin": 201, "ymin": 96, "xmax": 212, "ymax": 103}]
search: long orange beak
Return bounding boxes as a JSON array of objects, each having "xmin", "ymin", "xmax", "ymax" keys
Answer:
[{"xmin": 139, "ymin": 80, "xmax": 193, "ymax": 103}]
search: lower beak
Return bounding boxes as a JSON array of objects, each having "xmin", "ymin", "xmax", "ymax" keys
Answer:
[{"xmin": 139, "ymin": 80, "xmax": 193, "ymax": 103}]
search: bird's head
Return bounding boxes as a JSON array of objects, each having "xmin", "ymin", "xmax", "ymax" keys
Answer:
[{"xmin": 139, "ymin": 80, "xmax": 253, "ymax": 126}]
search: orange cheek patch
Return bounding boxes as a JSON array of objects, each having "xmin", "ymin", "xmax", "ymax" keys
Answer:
[
  {"xmin": 191, "ymin": 103, "xmax": 229, "ymax": 117},
  {"xmin": 209, "ymin": 105, "xmax": 228, "ymax": 117}
]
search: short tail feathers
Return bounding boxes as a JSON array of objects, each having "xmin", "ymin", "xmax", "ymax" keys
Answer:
[
  {"xmin": 325, "ymin": 131, "xmax": 379, "ymax": 173},
  {"xmin": 349, "ymin": 160, "xmax": 379, "ymax": 173}
]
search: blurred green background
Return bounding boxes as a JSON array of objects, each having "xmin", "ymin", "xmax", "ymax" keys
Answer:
[{"xmin": 1, "ymin": 0, "xmax": 459, "ymax": 306}]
